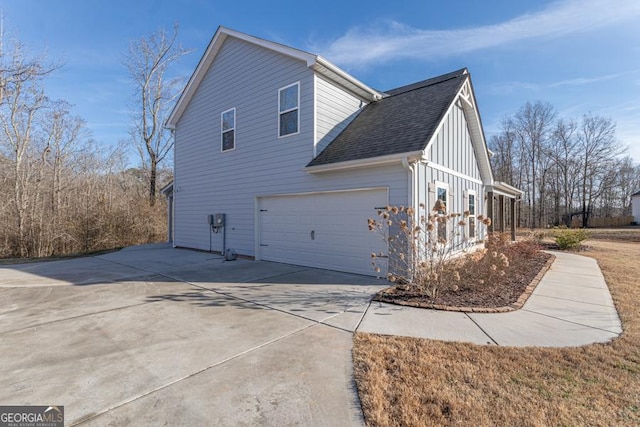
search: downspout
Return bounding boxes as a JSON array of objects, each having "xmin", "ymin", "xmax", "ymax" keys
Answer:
[
  {"xmin": 401, "ymin": 157, "xmax": 417, "ymax": 213},
  {"xmin": 401, "ymin": 157, "xmax": 417, "ymax": 281}
]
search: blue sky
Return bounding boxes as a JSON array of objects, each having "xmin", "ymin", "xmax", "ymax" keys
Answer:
[{"xmin": 3, "ymin": 0, "xmax": 640, "ymax": 163}]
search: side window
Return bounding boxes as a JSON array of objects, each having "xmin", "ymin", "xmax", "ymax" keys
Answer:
[
  {"xmin": 221, "ymin": 108, "xmax": 235, "ymax": 152},
  {"xmin": 435, "ymin": 182, "xmax": 449, "ymax": 241},
  {"xmin": 278, "ymin": 82, "xmax": 299, "ymax": 137},
  {"xmin": 466, "ymin": 190, "xmax": 476, "ymax": 239}
]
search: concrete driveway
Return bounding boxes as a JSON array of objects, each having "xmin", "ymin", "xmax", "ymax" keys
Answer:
[{"xmin": 0, "ymin": 244, "xmax": 386, "ymax": 426}]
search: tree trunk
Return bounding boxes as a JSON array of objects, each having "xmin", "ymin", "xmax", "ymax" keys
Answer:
[{"xmin": 149, "ymin": 159, "xmax": 157, "ymax": 206}]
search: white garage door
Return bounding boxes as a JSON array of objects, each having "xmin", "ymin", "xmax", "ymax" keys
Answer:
[{"xmin": 258, "ymin": 188, "xmax": 388, "ymax": 276}]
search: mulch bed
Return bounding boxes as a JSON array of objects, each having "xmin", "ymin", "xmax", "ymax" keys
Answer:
[{"xmin": 374, "ymin": 251, "xmax": 554, "ymax": 312}]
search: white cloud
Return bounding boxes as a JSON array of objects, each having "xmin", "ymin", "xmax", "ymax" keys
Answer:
[
  {"xmin": 548, "ymin": 73, "xmax": 624, "ymax": 88},
  {"xmin": 489, "ymin": 72, "xmax": 627, "ymax": 94},
  {"xmin": 318, "ymin": 0, "xmax": 640, "ymax": 68}
]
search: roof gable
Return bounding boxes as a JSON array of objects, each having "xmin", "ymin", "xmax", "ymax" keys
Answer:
[
  {"xmin": 307, "ymin": 68, "xmax": 468, "ymax": 167},
  {"xmin": 166, "ymin": 26, "xmax": 381, "ymax": 128},
  {"xmin": 307, "ymin": 68, "xmax": 496, "ymax": 185}
]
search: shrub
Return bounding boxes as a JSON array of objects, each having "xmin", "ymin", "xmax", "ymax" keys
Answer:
[
  {"xmin": 554, "ymin": 228, "xmax": 589, "ymax": 250},
  {"xmin": 368, "ymin": 203, "xmax": 493, "ymax": 298}
]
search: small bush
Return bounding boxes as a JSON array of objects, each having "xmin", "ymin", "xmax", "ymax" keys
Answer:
[
  {"xmin": 368, "ymin": 204, "xmax": 492, "ymax": 297},
  {"xmin": 554, "ymin": 228, "xmax": 589, "ymax": 250}
]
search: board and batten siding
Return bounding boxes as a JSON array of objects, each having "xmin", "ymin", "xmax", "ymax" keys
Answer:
[
  {"xmin": 173, "ymin": 36, "xmax": 408, "ymax": 256},
  {"xmin": 427, "ymin": 103, "xmax": 482, "ymax": 181},
  {"xmin": 416, "ymin": 102, "xmax": 486, "ymax": 242},
  {"xmin": 315, "ymin": 74, "xmax": 366, "ymax": 156}
]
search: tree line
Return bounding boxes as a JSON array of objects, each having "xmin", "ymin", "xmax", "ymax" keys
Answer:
[
  {"xmin": 489, "ymin": 101, "xmax": 639, "ymax": 228},
  {"xmin": 0, "ymin": 28, "xmax": 185, "ymax": 258}
]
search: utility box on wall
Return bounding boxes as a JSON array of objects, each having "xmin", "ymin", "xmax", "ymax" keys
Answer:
[
  {"xmin": 208, "ymin": 213, "xmax": 225, "ymax": 228},
  {"xmin": 213, "ymin": 213, "xmax": 225, "ymax": 228}
]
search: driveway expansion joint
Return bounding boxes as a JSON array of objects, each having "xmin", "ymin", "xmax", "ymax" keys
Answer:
[
  {"xmin": 72, "ymin": 323, "xmax": 319, "ymax": 426},
  {"xmin": 464, "ymin": 313, "xmax": 499, "ymax": 346},
  {"xmin": 521, "ymin": 308, "xmax": 621, "ymax": 334}
]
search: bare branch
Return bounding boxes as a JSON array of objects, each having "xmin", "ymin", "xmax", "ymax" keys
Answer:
[{"xmin": 123, "ymin": 23, "xmax": 190, "ymax": 205}]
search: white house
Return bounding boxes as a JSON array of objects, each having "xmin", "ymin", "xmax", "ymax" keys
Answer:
[
  {"xmin": 632, "ymin": 190, "xmax": 640, "ymax": 224},
  {"xmin": 164, "ymin": 26, "xmax": 520, "ymax": 276}
]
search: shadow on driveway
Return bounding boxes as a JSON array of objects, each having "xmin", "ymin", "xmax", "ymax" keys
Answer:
[{"xmin": 0, "ymin": 244, "xmax": 386, "ymax": 425}]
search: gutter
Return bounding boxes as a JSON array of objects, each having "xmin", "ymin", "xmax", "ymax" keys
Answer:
[
  {"xmin": 305, "ymin": 150, "xmax": 423, "ymax": 174},
  {"xmin": 314, "ymin": 56, "xmax": 384, "ymax": 101}
]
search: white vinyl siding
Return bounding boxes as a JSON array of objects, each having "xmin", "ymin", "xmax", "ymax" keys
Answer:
[
  {"xmin": 172, "ymin": 37, "xmax": 408, "ymax": 256},
  {"xmin": 315, "ymin": 75, "xmax": 365, "ymax": 156},
  {"xmin": 278, "ymin": 82, "xmax": 299, "ymax": 137}
]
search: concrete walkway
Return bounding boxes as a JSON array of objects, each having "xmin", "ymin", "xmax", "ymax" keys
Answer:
[{"xmin": 358, "ymin": 251, "xmax": 623, "ymax": 347}]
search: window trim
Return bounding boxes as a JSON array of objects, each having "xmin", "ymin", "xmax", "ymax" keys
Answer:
[
  {"xmin": 465, "ymin": 189, "xmax": 477, "ymax": 240},
  {"xmin": 221, "ymin": 107, "xmax": 236, "ymax": 152},
  {"xmin": 278, "ymin": 82, "xmax": 300, "ymax": 138}
]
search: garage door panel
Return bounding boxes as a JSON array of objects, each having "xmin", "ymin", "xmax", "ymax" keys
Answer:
[{"xmin": 258, "ymin": 189, "xmax": 388, "ymax": 276}]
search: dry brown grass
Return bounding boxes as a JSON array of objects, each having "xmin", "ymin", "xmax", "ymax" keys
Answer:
[
  {"xmin": 586, "ymin": 228, "xmax": 640, "ymax": 243},
  {"xmin": 353, "ymin": 240, "xmax": 640, "ymax": 426},
  {"xmin": 518, "ymin": 226, "xmax": 640, "ymax": 244}
]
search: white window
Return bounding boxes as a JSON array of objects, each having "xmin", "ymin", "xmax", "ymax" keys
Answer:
[
  {"xmin": 221, "ymin": 108, "xmax": 235, "ymax": 152},
  {"xmin": 278, "ymin": 82, "xmax": 299, "ymax": 137},
  {"xmin": 434, "ymin": 182, "xmax": 449, "ymax": 241},
  {"xmin": 465, "ymin": 190, "xmax": 477, "ymax": 239}
]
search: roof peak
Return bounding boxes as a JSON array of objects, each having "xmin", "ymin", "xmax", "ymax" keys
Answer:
[
  {"xmin": 384, "ymin": 68, "xmax": 468, "ymax": 97},
  {"xmin": 167, "ymin": 26, "xmax": 383, "ymax": 127}
]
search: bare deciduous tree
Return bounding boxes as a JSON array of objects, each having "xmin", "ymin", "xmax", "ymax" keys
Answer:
[
  {"xmin": 513, "ymin": 101, "xmax": 556, "ymax": 228},
  {"xmin": 123, "ymin": 24, "xmax": 189, "ymax": 206},
  {"xmin": 0, "ymin": 41, "xmax": 52, "ymax": 256},
  {"xmin": 0, "ymin": 34, "xmax": 170, "ymax": 259},
  {"xmin": 489, "ymin": 102, "xmax": 633, "ymax": 228},
  {"xmin": 578, "ymin": 113, "xmax": 625, "ymax": 227}
]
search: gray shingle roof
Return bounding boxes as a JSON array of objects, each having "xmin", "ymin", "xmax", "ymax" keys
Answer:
[{"xmin": 307, "ymin": 68, "xmax": 468, "ymax": 167}]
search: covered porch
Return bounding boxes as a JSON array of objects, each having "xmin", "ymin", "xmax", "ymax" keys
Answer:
[{"xmin": 485, "ymin": 182, "xmax": 522, "ymax": 241}]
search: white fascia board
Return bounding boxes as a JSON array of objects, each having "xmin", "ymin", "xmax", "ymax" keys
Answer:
[
  {"xmin": 305, "ymin": 150, "xmax": 424, "ymax": 174},
  {"xmin": 460, "ymin": 79, "xmax": 495, "ymax": 184},
  {"xmin": 313, "ymin": 56, "xmax": 383, "ymax": 102},
  {"xmin": 166, "ymin": 26, "xmax": 318, "ymax": 129},
  {"xmin": 489, "ymin": 188, "xmax": 519, "ymax": 198},
  {"xmin": 496, "ymin": 181, "xmax": 523, "ymax": 194},
  {"xmin": 458, "ymin": 83, "xmax": 494, "ymax": 184},
  {"xmin": 423, "ymin": 77, "xmax": 494, "ymax": 185},
  {"xmin": 165, "ymin": 26, "xmax": 382, "ymax": 129},
  {"xmin": 166, "ymin": 26, "xmax": 227, "ymax": 129},
  {"xmin": 487, "ymin": 181, "xmax": 523, "ymax": 197},
  {"xmin": 160, "ymin": 181, "xmax": 174, "ymax": 195}
]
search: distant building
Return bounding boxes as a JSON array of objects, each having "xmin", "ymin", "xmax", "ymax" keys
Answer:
[{"xmin": 632, "ymin": 190, "xmax": 640, "ymax": 224}]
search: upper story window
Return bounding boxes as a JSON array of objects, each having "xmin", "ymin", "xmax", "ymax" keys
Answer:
[
  {"xmin": 221, "ymin": 108, "xmax": 235, "ymax": 152},
  {"xmin": 278, "ymin": 82, "xmax": 299, "ymax": 137}
]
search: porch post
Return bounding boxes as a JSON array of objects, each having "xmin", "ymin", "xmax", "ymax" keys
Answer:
[
  {"xmin": 511, "ymin": 197, "xmax": 517, "ymax": 241},
  {"xmin": 487, "ymin": 191, "xmax": 495, "ymax": 233},
  {"xmin": 499, "ymin": 195, "xmax": 505, "ymax": 232}
]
